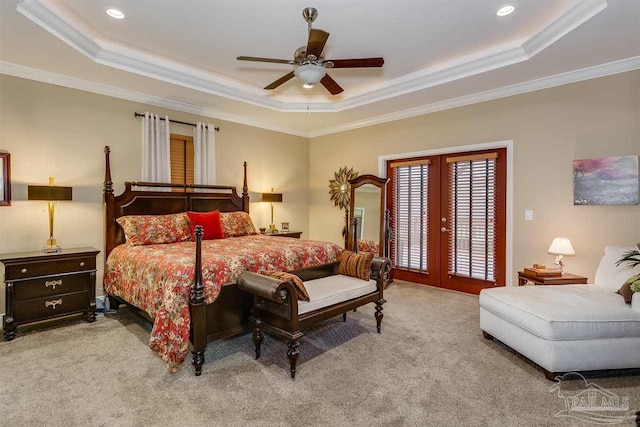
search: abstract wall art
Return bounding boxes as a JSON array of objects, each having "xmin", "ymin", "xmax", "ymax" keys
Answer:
[{"xmin": 573, "ymin": 155, "xmax": 639, "ymax": 205}]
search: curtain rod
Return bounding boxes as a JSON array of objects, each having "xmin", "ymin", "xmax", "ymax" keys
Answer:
[{"xmin": 134, "ymin": 112, "xmax": 219, "ymax": 131}]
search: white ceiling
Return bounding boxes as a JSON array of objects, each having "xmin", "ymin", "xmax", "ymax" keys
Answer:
[{"xmin": 1, "ymin": 0, "xmax": 639, "ymax": 137}]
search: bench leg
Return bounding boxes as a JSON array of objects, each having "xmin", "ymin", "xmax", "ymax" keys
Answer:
[
  {"xmin": 253, "ymin": 321, "xmax": 264, "ymax": 360},
  {"xmin": 342, "ymin": 312, "xmax": 347, "ymax": 322},
  {"xmin": 375, "ymin": 299, "xmax": 385, "ymax": 333},
  {"xmin": 287, "ymin": 339, "xmax": 300, "ymax": 380}
]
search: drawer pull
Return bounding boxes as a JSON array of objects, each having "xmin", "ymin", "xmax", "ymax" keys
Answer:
[
  {"xmin": 21, "ymin": 268, "xmax": 27, "ymax": 274},
  {"xmin": 80, "ymin": 262, "xmax": 85, "ymax": 267},
  {"xmin": 45, "ymin": 299, "xmax": 63, "ymax": 309},
  {"xmin": 45, "ymin": 279, "xmax": 63, "ymax": 290}
]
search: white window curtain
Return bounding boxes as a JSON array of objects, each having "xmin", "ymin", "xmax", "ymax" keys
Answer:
[
  {"xmin": 193, "ymin": 122, "xmax": 216, "ymax": 186},
  {"xmin": 141, "ymin": 112, "xmax": 171, "ymax": 190}
]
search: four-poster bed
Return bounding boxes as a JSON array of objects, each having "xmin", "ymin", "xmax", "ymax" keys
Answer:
[{"xmin": 102, "ymin": 146, "xmax": 342, "ymax": 375}]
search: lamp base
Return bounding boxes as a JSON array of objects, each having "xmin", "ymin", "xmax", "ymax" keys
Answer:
[
  {"xmin": 553, "ymin": 255, "xmax": 564, "ymax": 274},
  {"xmin": 268, "ymin": 223, "xmax": 277, "ymax": 232},
  {"xmin": 42, "ymin": 237, "xmax": 61, "ymax": 253}
]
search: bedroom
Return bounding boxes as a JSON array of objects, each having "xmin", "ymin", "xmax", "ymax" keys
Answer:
[{"xmin": 1, "ymin": 0, "xmax": 639, "ymax": 425}]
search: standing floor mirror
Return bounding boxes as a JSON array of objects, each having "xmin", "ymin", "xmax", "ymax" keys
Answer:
[{"xmin": 348, "ymin": 174, "xmax": 389, "ymax": 258}]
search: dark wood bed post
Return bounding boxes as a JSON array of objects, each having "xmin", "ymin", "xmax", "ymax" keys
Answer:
[
  {"xmin": 190, "ymin": 226, "xmax": 206, "ymax": 376},
  {"xmin": 242, "ymin": 161, "xmax": 249, "ymax": 212},
  {"xmin": 104, "ymin": 146, "xmax": 115, "ymax": 259}
]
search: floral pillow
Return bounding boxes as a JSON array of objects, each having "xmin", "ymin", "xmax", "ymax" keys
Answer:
[
  {"xmin": 219, "ymin": 211, "xmax": 258, "ymax": 238},
  {"xmin": 116, "ymin": 213, "xmax": 192, "ymax": 246}
]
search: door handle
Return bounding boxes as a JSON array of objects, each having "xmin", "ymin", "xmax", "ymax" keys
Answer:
[{"xmin": 441, "ymin": 227, "xmax": 449, "ymax": 232}]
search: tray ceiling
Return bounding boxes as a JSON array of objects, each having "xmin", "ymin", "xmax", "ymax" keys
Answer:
[{"xmin": 1, "ymin": 0, "xmax": 639, "ymax": 136}]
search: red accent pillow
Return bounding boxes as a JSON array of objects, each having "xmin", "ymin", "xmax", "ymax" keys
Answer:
[{"xmin": 187, "ymin": 210, "xmax": 224, "ymax": 240}]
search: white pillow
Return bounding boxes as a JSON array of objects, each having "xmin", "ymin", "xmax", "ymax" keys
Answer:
[{"xmin": 594, "ymin": 246, "xmax": 640, "ymax": 290}]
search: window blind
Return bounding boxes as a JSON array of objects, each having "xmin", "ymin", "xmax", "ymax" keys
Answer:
[
  {"xmin": 447, "ymin": 157, "xmax": 496, "ymax": 281},
  {"xmin": 392, "ymin": 163, "xmax": 429, "ymax": 272},
  {"xmin": 170, "ymin": 136, "xmax": 194, "ymax": 190}
]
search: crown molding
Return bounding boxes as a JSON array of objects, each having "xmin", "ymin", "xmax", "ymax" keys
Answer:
[
  {"xmin": 0, "ymin": 61, "xmax": 308, "ymax": 137},
  {"xmin": 522, "ymin": 0, "xmax": 607, "ymax": 57},
  {"xmin": 308, "ymin": 55, "xmax": 640, "ymax": 138},
  {"xmin": 17, "ymin": 0, "xmax": 607, "ymax": 112},
  {"xmin": 17, "ymin": 0, "xmax": 100, "ymax": 59},
  {"xmin": 2, "ymin": 56, "xmax": 638, "ymax": 140}
]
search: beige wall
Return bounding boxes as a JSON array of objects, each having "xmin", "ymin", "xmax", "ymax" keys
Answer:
[
  {"xmin": 1, "ymin": 70, "xmax": 639, "ymax": 315},
  {"xmin": 0, "ymin": 75, "xmax": 309, "ymax": 314},
  {"xmin": 309, "ymin": 71, "xmax": 640, "ymax": 285}
]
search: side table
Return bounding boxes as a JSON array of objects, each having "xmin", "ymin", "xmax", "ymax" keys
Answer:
[
  {"xmin": 1, "ymin": 247, "xmax": 100, "ymax": 340},
  {"xmin": 517, "ymin": 271, "xmax": 588, "ymax": 286}
]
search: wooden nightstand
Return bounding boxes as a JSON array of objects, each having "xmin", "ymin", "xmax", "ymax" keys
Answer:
[
  {"xmin": 517, "ymin": 271, "xmax": 588, "ymax": 286},
  {"xmin": 264, "ymin": 231, "xmax": 302, "ymax": 239},
  {"xmin": 1, "ymin": 247, "xmax": 100, "ymax": 341}
]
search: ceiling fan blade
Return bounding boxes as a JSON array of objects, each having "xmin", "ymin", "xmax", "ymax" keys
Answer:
[
  {"xmin": 325, "ymin": 58, "xmax": 385, "ymax": 68},
  {"xmin": 320, "ymin": 74, "xmax": 343, "ymax": 95},
  {"xmin": 264, "ymin": 71, "xmax": 295, "ymax": 90},
  {"xmin": 237, "ymin": 56, "xmax": 292, "ymax": 64},
  {"xmin": 306, "ymin": 29, "xmax": 330, "ymax": 59}
]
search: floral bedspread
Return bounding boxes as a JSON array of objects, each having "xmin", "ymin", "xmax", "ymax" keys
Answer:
[{"xmin": 104, "ymin": 235, "xmax": 342, "ymax": 371}]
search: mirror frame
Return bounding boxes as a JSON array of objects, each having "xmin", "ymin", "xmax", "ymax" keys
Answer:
[
  {"xmin": 347, "ymin": 174, "xmax": 389, "ymax": 256},
  {"xmin": 0, "ymin": 152, "xmax": 10, "ymax": 206}
]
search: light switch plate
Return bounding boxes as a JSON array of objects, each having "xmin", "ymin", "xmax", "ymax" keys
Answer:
[{"xmin": 524, "ymin": 210, "xmax": 533, "ymax": 221}]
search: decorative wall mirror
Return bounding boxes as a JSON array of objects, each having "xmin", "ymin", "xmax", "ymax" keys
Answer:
[
  {"xmin": 348, "ymin": 175, "xmax": 389, "ymax": 257},
  {"xmin": 0, "ymin": 152, "xmax": 10, "ymax": 206}
]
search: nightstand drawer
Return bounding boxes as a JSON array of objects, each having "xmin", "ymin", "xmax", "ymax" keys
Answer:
[
  {"xmin": 5, "ymin": 256, "xmax": 96, "ymax": 280},
  {"xmin": 15, "ymin": 291, "xmax": 88, "ymax": 323},
  {"xmin": 14, "ymin": 273, "xmax": 89, "ymax": 300}
]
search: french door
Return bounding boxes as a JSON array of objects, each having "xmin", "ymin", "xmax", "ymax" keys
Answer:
[{"xmin": 387, "ymin": 148, "xmax": 506, "ymax": 294}]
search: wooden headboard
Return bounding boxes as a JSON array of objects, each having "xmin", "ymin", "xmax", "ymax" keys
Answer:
[{"xmin": 103, "ymin": 146, "xmax": 249, "ymax": 259}]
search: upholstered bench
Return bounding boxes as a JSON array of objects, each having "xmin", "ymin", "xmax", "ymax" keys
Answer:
[{"xmin": 238, "ymin": 254, "xmax": 390, "ymax": 379}]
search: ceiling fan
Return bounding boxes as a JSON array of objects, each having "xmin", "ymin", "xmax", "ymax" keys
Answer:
[{"xmin": 237, "ymin": 7, "xmax": 384, "ymax": 95}]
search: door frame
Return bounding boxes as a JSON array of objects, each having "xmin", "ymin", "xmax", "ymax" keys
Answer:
[{"xmin": 379, "ymin": 140, "xmax": 514, "ymax": 286}]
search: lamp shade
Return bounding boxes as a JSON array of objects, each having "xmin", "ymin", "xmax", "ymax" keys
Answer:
[
  {"xmin": 28, "ymin": 185, "xmax": 72, "ymax": 201},
  {"xmin": 548, "ymin": 237, "xmax": 575, "ymax": 256},
  {"xmin": 294, "ymin": 64, "xmax": 327, "ymax": 86},
  {"xmin": 261, "ymin": 192, "xmax": 282, "ymax": 203}
]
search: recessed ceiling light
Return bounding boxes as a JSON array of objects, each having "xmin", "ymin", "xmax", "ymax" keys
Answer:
[
  {"xmin": 496, "ymin": 5, "xmax": 515, "ymax": 17},
  {"xmin": 106, "ymin": 8, "xmax": 125, "ymax": 19}
]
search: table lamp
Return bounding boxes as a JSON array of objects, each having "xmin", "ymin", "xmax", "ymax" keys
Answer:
[
  {"xmin": 261, "ymin": 188, "xmax": 282, "ymax": 233},
  {"xmin": 28, "ymin": 177, "xmax": 73, "ymax": 253},
  {"xmin": 548, "ymin": 237, "xmax": 575, "ymax": 273}
]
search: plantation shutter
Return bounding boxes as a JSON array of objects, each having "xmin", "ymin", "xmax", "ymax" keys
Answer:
[
  {"xmin": 391, "ymin": 159, "xmax": 430, "ymax": 272},
  {"xmin": 446, "ymin": 153, "xmax": 498, "ymax": 281},
  {"xmin": 170, "ymin": 135, "xmax": 194, "ymax": 191}
]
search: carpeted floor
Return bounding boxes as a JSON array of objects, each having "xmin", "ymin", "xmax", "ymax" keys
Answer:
[{"xmin": 1, "ymin": 281, "xmax": 638, "ymax": 426}]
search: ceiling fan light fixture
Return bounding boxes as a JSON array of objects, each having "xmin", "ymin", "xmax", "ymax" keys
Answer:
[
  {"xmin": 106, "ymin": 8, "xmax": 125, "ymax": 19},
  {"xmin": 303, "ymin": 83, "xmax": 314, "ymax": 89},
  {"xmin": 496, "ymin": 4, "xmax": 515, "ymax": 16},
  {"xmin": 294, "ymin": 64, "xmax": 326, "ymax": 87}
]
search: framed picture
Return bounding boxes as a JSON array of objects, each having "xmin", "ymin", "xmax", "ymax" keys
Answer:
[
  {"xmin": 281, "ymin": 222, "xmax": 290, "ymax": 232},
  {"xmin": 573, "ymin": 155, "xmax": 639, "ymax": 205},
  {"xmin": 0, "ymin": 152, "xmax": 10, "ymax": 206}
]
